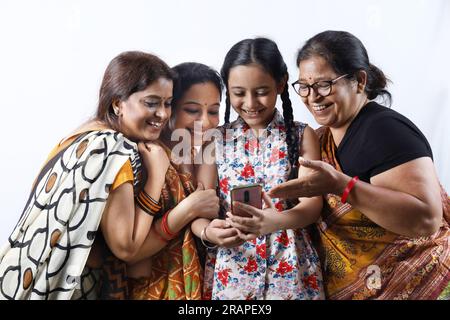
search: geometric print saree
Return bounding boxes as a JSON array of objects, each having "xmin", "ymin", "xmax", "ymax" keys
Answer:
[{"xmin": 0, "ymin": 130, "xmax": 139, "ymax": 299}]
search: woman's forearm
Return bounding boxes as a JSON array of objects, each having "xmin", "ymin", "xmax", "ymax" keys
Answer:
[
  {"xmin": 337, "ymin": 173, "xmax": 441, "ymax": 238},
  {"xmin": 191, "ymin": 218, "xmax": 210, "ymax": 238},
  {"xmin": 127, "ymin": 197, "xmax": 198, "ymax": 262},
  {"xmin": 128, "ymin": 179, "xmax": 165, "ymax": 245},
  {"xmin": 126, "ymin": 227, "xmax": 168, "ymax": 264}
]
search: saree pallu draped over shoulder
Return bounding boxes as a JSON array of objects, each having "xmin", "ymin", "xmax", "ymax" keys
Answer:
[
  {"xmin": 0, "ymin": 130, "xmax": 139, "ymax": 300},
  {"xmin": 314, "ymin": 127, "xmax": 450, "ymax": 300}
]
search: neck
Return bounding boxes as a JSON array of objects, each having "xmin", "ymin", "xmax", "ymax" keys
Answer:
[
  {"xmin": 330, "ymin": 97, "xmax": 369, "ymax": 147},
  {"xmin": 160, "ymin": 131, "xmax": 176, "ymax": 150},
  {"xmin": 247, "ymin": 110, "xmax": 276, "ymax": 137}
]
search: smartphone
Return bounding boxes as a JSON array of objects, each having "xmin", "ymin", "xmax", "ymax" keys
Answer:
[{"xmin": 230, "ymin": 184, "xmax": 262, "ymax": 217}]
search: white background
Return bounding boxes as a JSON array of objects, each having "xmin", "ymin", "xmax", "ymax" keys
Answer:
[{"xmin": 1, "ymin": 0, "xmax": 449, "ymax": 242}]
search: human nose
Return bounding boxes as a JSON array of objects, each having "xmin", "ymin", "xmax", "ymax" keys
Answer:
[
  {"xmin": 155, "ymin": 103, "xmax": 169, "ymax": 120},
  {"xmin": 307, "ymin": 86, "xmax": 322, "ymax": 103},
  {"xmin": 200, "ymin": 111, "xmax": 212, "ymax": 131},
  {"xmin": 244, "ymin": 93, "xmax": 257, "ymax": 109}
]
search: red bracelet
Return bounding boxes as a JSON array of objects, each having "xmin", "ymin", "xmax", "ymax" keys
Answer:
[
  {"xmin": 161, "ymin": 209, "xmax": 178, "ymax": 239},
  {"xmin": 341, "ymin": 176, "xmax": 359, "ymax": 204}
]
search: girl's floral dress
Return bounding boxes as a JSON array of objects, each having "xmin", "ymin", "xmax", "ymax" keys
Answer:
[{"xmin": 203, "ymin": 110, "xmax": 324, "ymax": 300}]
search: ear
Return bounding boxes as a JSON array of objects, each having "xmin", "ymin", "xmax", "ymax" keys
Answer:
[
  {"xmin": 355, "ymin": 70, "xmax": 368, "ymax": 94},
  {"xmin": 277, "ymin": 75, "xmax": 288, "ymax": 94},
  {"xmin": 112, "ymin": 99, "xmax": 122, "ymax": 116}
]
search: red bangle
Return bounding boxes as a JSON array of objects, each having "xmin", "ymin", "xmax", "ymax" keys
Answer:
[
  {"xmin": 341, "ymin": 176, "xmax": 359, "ymax": 204},
  {"xmin": 161, "ymin": 209, "xmax": 178, "ymax": 239}
]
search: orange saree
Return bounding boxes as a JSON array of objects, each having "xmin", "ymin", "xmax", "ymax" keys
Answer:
[
  {"xmin": 128, "ymin": 144, "xmax": 203, "ymax": 300},
  {"xmin": 314, "ymin": 127, "xmax": 450, "ymax": 300}
]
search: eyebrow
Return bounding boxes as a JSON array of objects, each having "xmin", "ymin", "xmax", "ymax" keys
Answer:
[
  {"xmin": 183, "ymin": 100, "xmax": 202, "ymax": 106},
  {"xmin": 143, "ymin": 95, "xmax": 173, "ymax": 100},
  {"xmin": 299, "ymin": 76, "xmax": 330, "ymax": 82},
  {"xmin": 183, "ymin": 101, "xmax": 221, "ymax": 107},
  {"xmin": 230, "ymin": 86, "xmax": 270, "ymax": 90}
]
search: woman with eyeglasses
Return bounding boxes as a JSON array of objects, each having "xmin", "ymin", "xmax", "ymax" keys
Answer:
[{"xmin": 269, "ymin": 30, "xmax": 450, "ymax": 300}]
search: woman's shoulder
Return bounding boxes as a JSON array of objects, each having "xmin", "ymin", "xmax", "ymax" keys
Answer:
[
  {"xmin": 59, "ymin": 120, "xmax": 112, "ymax": 144},
  {"xmin": 61, "ymin": 125, "xmax": 136, "ymax": 156},
  {"xmin": 361, "ymin": 102, "xmax": 424, "ymax": 138},
  {"xmin": 357, "ymin": 101, "xmax": 408, "ymax": 125}
]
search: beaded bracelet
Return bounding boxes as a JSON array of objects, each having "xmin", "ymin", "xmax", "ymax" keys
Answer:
[
  {"xmin": 200, "ymin": 226, "xmax": 217, "ymax": 249},
  {"xmin": 341, "ymin": 176, "xmax": 359, "ymax": 204}
]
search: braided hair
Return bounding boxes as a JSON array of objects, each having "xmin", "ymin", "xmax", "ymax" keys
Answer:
[{"xmin": 221, "ymin": 38, "xmax": 299, "ymax": 175}]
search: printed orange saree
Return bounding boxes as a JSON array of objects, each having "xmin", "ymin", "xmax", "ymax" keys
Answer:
[
  {"xmin": 314, "ymin": 127, "xmax": 450, "ymax": 300},
  {"xmin": 128, "ymin": 144, "xmax": 203, "ymax": 300}
]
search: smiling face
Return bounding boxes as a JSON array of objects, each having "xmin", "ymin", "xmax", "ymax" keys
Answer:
[
  {"xmin": 228, "ymin": 64, "xmax": 283, "ymax": 130},
  {"xmin": 172, "ymin": 82, "xmax": 221, "ymax": 146},
  {"xmin": 298, "ymin": 55, "xmax": 366, "ymax": 134},
  {"xmin": 115, "ymin": 77, "xmax": 173, "ymax": 142}
]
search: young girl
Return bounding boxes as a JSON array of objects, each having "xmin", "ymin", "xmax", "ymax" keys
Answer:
[{"xmin": 197, "ymin": 38, "xmax": 325, "ymax": 300}]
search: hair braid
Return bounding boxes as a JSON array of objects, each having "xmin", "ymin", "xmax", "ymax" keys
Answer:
[
  {"xmin": 280, "ymin": 85, "xmax": 299, "ymax": 179},
  {"xmin": 224, "ymin": 91, "xmax": 231, "ymax": 124}
]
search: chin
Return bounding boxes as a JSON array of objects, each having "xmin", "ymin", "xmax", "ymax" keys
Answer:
[{"xmin": 143, "ymin": 132, "xmax": 161, "ymax": 142}]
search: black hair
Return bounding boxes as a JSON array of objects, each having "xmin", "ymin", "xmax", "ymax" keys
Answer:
[
  {"xmin": 171, "ymin": 62, "xmax": 223, "ymax": 111},
  {"xmin": 296, "ymin": 30, "xmax": 392, "ymax": 106},
  {"xmin": 221, "ymin": 38, "xmax": 299, "ymax": 175}
]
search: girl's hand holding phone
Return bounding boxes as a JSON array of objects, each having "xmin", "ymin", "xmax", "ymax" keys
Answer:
[{"xmin": 227, "ymin": 192, "xmax": 280, "ymax": 241}]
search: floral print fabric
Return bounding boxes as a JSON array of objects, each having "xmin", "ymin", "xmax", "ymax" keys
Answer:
[{"xmin": 203, "ymin": 110, "xmax": 324, "ymax": 300}]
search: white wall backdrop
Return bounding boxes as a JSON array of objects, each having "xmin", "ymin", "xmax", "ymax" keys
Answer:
[{"xmin": 0, "ymin": 0, "xmax": 449, "ymax": 242}]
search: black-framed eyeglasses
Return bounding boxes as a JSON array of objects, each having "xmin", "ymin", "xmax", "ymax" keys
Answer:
[{"xmin": 291, "ymin": 74, "xmax": 349, "ymax": 98}]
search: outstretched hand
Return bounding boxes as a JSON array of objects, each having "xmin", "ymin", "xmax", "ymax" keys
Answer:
[{"xmin": 268, "ymin": 157, "xmax": 347, "ymax": 199}]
